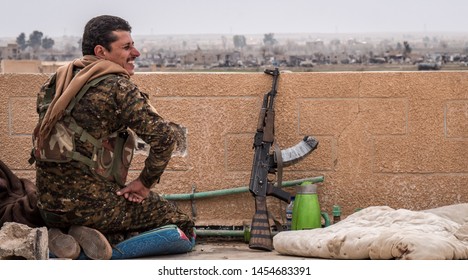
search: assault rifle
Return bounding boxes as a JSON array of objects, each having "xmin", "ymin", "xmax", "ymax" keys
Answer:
[{"xmin": 248, "ymin": 68, "xmax": 318, "ymax": 251}]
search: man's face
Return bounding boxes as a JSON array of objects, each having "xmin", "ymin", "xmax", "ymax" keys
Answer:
[{"xmin": 100, "ymin": 30, "xmax": 140, "ymax": 75}]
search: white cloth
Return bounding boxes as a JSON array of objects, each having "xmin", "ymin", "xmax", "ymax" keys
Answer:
[{"xmin": 273, "ymin": 204, "xmax": 468, "ymax": 259}]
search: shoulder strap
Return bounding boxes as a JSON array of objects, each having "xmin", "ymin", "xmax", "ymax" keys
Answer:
[
  {"xmin": 44, "ymin": 74, "xmax": 57, "ymax": 105},
  {"xmin": 38, "ymin": 74, "xmax": 57, "ymax": 119},
  {"xmin": 64, "ymin": 74, "xmax": 117, "ymax": 149},
  {"xmin": 64, "ymin": 74, "xmax": 115, "ymax": 115}
]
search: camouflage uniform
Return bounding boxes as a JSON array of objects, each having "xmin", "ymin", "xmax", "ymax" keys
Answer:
[{"xmin": 35, "ymin": 74, "xmax": 194, "ymax": 242}]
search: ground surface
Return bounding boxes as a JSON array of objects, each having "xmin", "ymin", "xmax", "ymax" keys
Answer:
[{"xmin": 146, "ymin": 238, "xmax": 307, "ymax": 260}]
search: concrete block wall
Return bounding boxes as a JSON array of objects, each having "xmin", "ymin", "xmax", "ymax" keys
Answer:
[{"xmin": 0, "ymin": 71, "xmax": 467, "ymax": 226}]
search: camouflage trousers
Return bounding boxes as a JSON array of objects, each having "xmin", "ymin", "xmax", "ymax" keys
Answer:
[{"xmin": 36, "ymin": 162, "xmax": 194, "ymax": 244}]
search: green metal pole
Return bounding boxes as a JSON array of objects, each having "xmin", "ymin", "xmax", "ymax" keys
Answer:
[{"xmin": 162, "ymin": 176, "xmax": 324, "ymax": 201}]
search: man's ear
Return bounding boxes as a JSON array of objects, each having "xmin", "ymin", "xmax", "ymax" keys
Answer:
[{"xmin": 94, "ymin": 45, "xmax": 107, "ymax": 59}]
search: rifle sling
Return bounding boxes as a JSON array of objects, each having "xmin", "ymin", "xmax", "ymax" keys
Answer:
[
  {"xmin": 274, "ymin": 141, "xmax": 283, "ymax": 195},
  {"xmin": 269, "ymin": 210, "xmax": 284, "ymax": 232}
]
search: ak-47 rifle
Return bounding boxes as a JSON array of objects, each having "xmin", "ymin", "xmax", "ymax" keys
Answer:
[{"xmin": 248, "ymin": 68, "xmax": 319, "ymax": 251}]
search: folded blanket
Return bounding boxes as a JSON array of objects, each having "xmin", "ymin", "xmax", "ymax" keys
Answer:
[
  {"xmin": 0, "ymin": 160, "xmax": 45, "ymax": 228},
  {"xmin": 273, "ymin": 205, "xmax": 468, "ymax": 260}
]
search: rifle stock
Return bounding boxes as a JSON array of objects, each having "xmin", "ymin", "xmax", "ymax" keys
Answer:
[{"xmin": 249, "ymin": 195, "xmax": 273, "ymax": 251}]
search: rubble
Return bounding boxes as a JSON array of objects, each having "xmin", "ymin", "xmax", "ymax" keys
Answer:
[{"xmin": 0, "ymin": 222, "xmax": 48, "ymax": 260}]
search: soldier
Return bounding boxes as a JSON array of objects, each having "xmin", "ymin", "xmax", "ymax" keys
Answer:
[{"xmin": 31, "ymin": 15, "xmax": 194, "ymax": 259}]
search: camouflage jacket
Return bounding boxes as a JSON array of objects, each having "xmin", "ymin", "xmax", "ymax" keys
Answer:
[{"xmin": 35, "ymin": 74, "xmax": 176, "ymax": 190}]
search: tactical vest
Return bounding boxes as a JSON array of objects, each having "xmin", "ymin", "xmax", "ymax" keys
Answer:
[{"xmin": 30, "ymin": 74, "xmax": 136, "ymax": 186}]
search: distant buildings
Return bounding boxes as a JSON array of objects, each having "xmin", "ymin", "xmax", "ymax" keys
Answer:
[
  {"xmin": 1, "ymin": 33, "xmax": 468, "ymax": 73},
  {"xmin": 0, "ymin": 43, "xmax": 20, "ymax": 60}
]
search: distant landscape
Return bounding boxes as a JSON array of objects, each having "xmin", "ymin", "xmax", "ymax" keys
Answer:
[{"xmin": 1, "ymin": 31, "xmax": 468, "ymax": 72}]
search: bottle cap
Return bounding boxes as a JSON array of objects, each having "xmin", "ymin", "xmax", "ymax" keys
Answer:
[{"xmin": 332, "ymin": 205, "xmax": 341, "ymax": 216}]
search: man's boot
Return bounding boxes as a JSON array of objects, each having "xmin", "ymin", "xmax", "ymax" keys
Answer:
[
  {"xmin": 68, "ymin": 225, "xmax": 112, "ymax": 260},
  {"xmin": 48, "ymin": 228, "xmax": 81, "ymax": 259}
]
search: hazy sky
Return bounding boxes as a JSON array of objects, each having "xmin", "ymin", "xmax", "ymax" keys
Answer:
[{"xmin": 1, "ymin": 0, "xmax": 467, "ymax": 38}]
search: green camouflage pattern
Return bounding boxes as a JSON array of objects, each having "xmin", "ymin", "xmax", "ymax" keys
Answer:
[
  {"xmin": 35, "ymin": 74, "xmax": 194, "ymax": 237},
  {"xmin": 33, "ymin": 118, "xmax": 76, "ymax": 163}
]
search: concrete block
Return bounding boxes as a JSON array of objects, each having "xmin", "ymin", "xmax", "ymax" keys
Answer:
[{"xmin": 0, "ymin": 222, "xmax": 48, "ymax": 260}]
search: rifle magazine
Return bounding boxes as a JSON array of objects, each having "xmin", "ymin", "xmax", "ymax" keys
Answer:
[{"xmin": 278, "ymin": 136, "xmax": 319, "ymax": 167}]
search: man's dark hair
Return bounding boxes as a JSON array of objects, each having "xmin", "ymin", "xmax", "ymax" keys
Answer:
[{"xmin": 81, "ymin": 15, "xmax": 132, "ymax": 56}]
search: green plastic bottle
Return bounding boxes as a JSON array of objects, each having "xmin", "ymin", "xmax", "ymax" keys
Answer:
[{"xmin": 292, "ymin": 182, "xmax": 322, "ymax": 230}]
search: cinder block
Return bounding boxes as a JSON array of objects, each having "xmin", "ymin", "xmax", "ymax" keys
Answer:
[
  {"xmin": 0, "ymin": 222, "xmax": 48, "ymax": 260},
  {"xmin": 445, "ymin": 101, "xmax": 468, "ymax": 139}
]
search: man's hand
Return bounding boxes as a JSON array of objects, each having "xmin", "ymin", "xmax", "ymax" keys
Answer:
[{"xmin": 117, "ymin": 178, "xmax": 150, "ymax": 203}]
